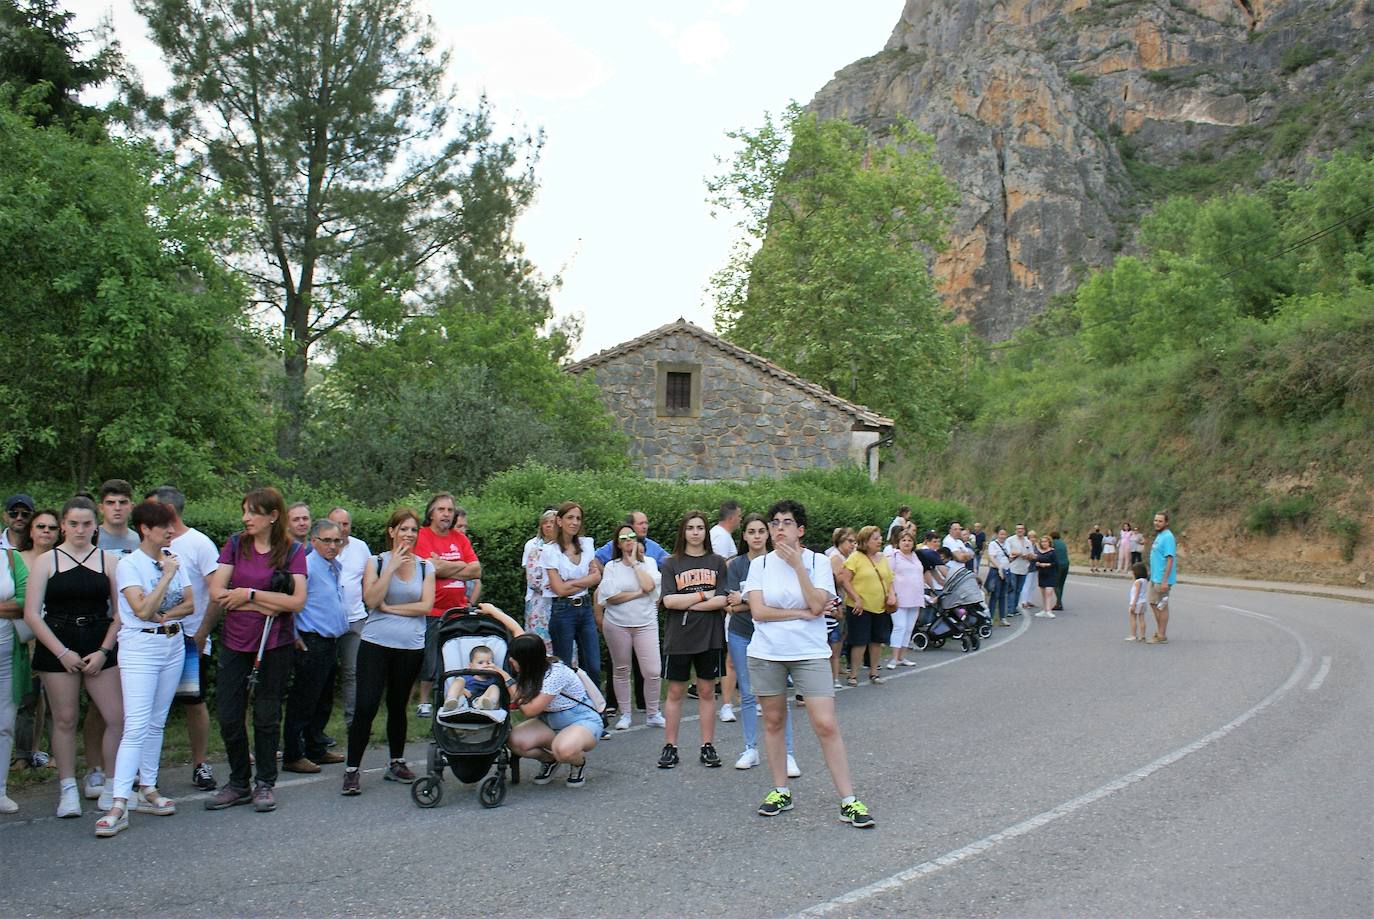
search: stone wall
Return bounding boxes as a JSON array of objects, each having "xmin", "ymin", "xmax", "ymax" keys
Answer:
[{"xmin": 579, "ymin": 330, "xmax": 863, "ymax": 481}]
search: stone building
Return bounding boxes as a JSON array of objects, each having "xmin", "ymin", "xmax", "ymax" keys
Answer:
[{"xmin": 568, "ymin": 319, "xmax": 894, "ymax": 481}]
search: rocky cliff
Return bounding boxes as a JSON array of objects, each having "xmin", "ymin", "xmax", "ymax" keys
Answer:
[{"xmin": 808, "ymin": 0, "xmax": 1374, "ymax": 338}]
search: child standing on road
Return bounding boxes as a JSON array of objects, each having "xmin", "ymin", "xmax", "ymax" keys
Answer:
[{"xmin": 1125, "ymin": 563, "xmax": 1149, "ymax": 641}]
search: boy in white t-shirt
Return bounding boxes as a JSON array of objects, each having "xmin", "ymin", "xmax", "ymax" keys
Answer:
[{"xmin": 744, "ymin": 500, "xmax": 874, "ymax": 829}]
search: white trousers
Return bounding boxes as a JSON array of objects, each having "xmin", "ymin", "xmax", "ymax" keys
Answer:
[
  {"xmin": 890, "ymin": 607, "xmax": 919, "ymax": 649},
  {"xmin": 0, "ymin": 621, "xmax": 15, "ymax": 797},
  {"xmin": 112, "ymin": 629, "xmax": 183, "ymax": 800}
]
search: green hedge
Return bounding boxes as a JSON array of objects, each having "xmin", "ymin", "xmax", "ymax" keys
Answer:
[{"xmin": 7, "ymin": 464, "xmax": 967, "ymax": 616}]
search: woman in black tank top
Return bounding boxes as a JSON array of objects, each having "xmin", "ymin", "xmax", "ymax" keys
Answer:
[{"xmin": 23, "ymin": 497, "xmax": 124, "ymax": 819}]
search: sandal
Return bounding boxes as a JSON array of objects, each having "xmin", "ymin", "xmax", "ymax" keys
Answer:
[
  {"xmin": 846, "ymin": 676, "xmax": 858, "ymax": 687},
  {"xmin": 869, "ymin": 673, "xmax": 885, "ymax": 685},
  {"xmin": 134, "ymin": 786, "xmax": 177, "ymax": 816},
  {"xmin": 94, "ymin": 805, "xmax": 128, "ymax": 837}
]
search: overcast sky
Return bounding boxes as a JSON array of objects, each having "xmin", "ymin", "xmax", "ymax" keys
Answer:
[{"xmin": 65, "ymin": 1, "xmax": 901, "ymax": 358}]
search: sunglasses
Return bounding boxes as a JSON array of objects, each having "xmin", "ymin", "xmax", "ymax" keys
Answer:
[
  {"xmin": 617, "ymin": 534, "xmax": 638, "ymax": 541},
  {"xmin": 6, "ymin": 508, "xmax": 32, "ymax": 518},
  {"xmin": 32, "ymin": 523, "xmax": 58, "ymax": 531}
]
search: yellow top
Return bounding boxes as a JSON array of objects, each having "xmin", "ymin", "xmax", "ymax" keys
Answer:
[{"xmin": 843, "ymin": 551, "xmax": 892, "ymax": 611}]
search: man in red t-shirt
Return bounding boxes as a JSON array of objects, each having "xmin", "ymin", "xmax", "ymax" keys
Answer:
[{"xmin": 413, "ymin": 492, "xmax": 481, "ymax": 717}]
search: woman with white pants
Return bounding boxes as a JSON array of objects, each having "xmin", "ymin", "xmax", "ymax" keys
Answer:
[
  {"xmin": 885, "ymin": 530, "xmax": 924, "ymax": 668},
  {"xmin": 96, "ymin": 501, "xmax": 194, "ymax": 837},
  {"xmin": 0, "ymin": 545, "xmax": 26, "ymax": 813}
]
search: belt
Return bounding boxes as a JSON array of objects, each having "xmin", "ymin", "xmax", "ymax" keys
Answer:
[
  {"xmin": 556, "ymin": 596, "xmax": 587, "ymax": 607},
  {"xmin": 138, "ymin": 623, "xmax": 181, "ymax": 636},
  {"xmin": 49, "ymin": 615, "xmax": 110, "ymax": 628}
]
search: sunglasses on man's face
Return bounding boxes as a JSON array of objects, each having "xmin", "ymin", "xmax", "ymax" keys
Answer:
[{"xmin": 6, "ymin": 508, "xmax": 32, "ymax": 518}]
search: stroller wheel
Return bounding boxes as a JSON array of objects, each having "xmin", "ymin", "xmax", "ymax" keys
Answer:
[
  {"xmin": 978, "ymin": 624, "xmax": 992, "ymax": 639},
  {"xmin": 411, "ymin": 776, "xmax": 443, "ymax": 808},
  {"xmin": 960, "ymin": 635, "xmax": 972, "ymax": 653},
  {"xmin": 932, "ymin": 638, "xmax": 945, "ymax": 650},
  {"xmin": 971, "ymin": 635, "xmax": 982, "ymax": 651},
  {"xmin": 912, "ymin": 632, "xmax": 929, "ymax": 651},
  {"xmin": 479, "ymin": 776, "xmax": 507, "ymax": 809}
]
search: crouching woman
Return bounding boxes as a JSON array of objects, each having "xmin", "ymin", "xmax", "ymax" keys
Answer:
[{"xmin": 504, "ymin": 628, "xmax": 602, "ymax": 790}]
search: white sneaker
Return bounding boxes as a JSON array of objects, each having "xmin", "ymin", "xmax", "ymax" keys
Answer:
[
  {"xmin": 646, "ymin": 713, "xmax": 666, "ymax": 728},
  {"xmin": 57, "ymin": 785, "xmax": 82, "ymax": 818},
  {"xmin": 98, "ymin": 789, "xmax": 113, "ymax": 811},
  {"xmin": 734, "ymin": 748, "xmax": 759, "ymax": 770},
  {"xmin": 1034, "ymin": 610, "xmax": 1052, "ymax": 618},
  {"xmin": 614, "ymin": 713, "xmax": 631, "ymax": 731},
  {"xmin": 0, "ymin": 795, "xmax": 17, "ymax": 814},
  {"xmin": 885, "ymin": 661, "xmax": 897, "ymax": 670},
  {"xmin": 416, "ymin": 703, "xmax": 432, "ymax": 718},
  {"xmin": 83, "ymin": 769, "xmax": 105, "ymax": 800},
  {"xmin": 900, "ymin": 659, "xmax": 918, "ymax": 667},
  {"xmin": 718, "ymin": 703, "xmax": 736, "ymax": 723},
  {"xmin": 786, "ymin": 754, "xmax": 801, "ymax": 778},
  {"xmin": 439, "ymin": 697, "xmax": 466, "ymax": 715}
]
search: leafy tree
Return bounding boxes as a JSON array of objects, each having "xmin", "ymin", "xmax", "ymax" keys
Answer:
[
  {"xmin": 708, "ymin": 104, "xmax": 965, "ymax": 444},
  {"xmin": 134, "ymin": 0, "xmax": 542, "ymax": 459},
  {"xmin": 0, "ymin": 0, "xmax": 120, "ymax": 129},
  {"xmin": 0, "ymin": 100, "xmax": 270, "ymax": 485},
  {"xmin": 300, "ymin": 302, "xmax": 627, "ymax": 503}
]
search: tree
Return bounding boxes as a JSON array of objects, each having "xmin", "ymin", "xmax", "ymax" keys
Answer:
[
  {"xmin": 708, "ymin": 104, "xmax": 965, "ymax": 444},
  {"xmin": 0, "ymin": 99, "xmax": 270, "ymax": 486},
  {"xmin": 134, "ymin": 0, "xmax": 542, "ymax": 459},
  {"xmin": 300, "ymin": 301, "xmax": 627, "ymax": 503},
  {"xmin": 0, "ymin": 0, "xmax": 120, "ymax": 129}
]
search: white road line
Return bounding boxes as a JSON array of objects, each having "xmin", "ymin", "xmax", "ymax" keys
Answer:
[
  {"xmin": 1307, "ymin": 655, "xmax": 1332, "ymax": 692},
  {"xmin": 788, "ymin": 603, "xmax": 1313, "ymax": 918},
  {"xmin": 1221, "ymin": 604, "xmax": 1275, "ymax": 621}
]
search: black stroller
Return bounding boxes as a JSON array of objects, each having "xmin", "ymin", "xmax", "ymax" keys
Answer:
[
  {"xmin": 411, "ymin": 607, "xmax": 519, "ymax": 809},
  {"xmin": 912, "ymin": 567, "xmax": 990, "ymax": 653}
]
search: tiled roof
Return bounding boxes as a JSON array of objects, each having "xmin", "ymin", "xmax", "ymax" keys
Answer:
[{"xmin": 567, "ymin": 318, "xmax": 894, "ymax": 430}]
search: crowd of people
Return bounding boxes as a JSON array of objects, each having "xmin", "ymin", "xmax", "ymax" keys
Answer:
[{"xmin": 0, "ymin": 481, "xmax": 1178, "ymax": 836}]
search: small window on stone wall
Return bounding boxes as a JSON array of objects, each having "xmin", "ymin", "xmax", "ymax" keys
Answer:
[
  {"xmin": 655, "ymin": 361, "xmax": 702, "ymax": 418},
  {"xmin": 665, "ymin": 372, "xmax": 692, "ymax": 414}
]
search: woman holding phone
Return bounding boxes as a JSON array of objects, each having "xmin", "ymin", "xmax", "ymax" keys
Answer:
[
  {"xmin": 96, "ymin": 501, "xmax": 194, "ymax": 836},
  {"xmin": 342, "ymin": 507, "xmax": 436, "ymax": 795}
]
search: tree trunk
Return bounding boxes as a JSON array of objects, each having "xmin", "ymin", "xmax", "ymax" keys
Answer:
[{"xmin": 278, "ymin": 285, "xmax": 309, "ymax": 462}]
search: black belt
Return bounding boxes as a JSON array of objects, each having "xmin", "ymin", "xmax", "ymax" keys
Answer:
[
  {"xmin": 557, "ymin": 596, "xmax": 587, "ymax": 607},
  {"xmin": 138, "ymin": 623, "xmax": 181, "ymax": 636},
  {"xmin": 48, "ymin": 615, "xmax": 110, "ymax": 628}
]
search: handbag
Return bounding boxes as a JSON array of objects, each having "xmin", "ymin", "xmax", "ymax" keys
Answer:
[{"xmin": 863, "ymin": 553, "xmax": 898, "ymax": 613}]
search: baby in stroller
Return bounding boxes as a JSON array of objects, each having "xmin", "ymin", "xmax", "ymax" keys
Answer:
[{"xmin": 438, "ymin": 645, "xmax": 507, "ymax": 723}]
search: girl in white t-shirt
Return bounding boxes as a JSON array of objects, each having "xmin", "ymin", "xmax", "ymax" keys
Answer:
[
  {"xmin": 1125, "ymin": 562, "xmax": 1149, "ymax": 642},
  {"xmin": 538, "ymin": 502, "xmax": 602, "ymax": 690}
]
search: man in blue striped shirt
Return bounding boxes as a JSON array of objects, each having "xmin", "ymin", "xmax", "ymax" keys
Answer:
[{"xmin": 282, "ymin": 519, "xmax": 350, "ymax": 773}]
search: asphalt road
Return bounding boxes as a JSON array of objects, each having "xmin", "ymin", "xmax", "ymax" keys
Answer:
[{"xmin": 1, "ymin": 580, "xmax": 1370, "ymax": 918}]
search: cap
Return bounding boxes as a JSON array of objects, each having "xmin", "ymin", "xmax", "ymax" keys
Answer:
[
  {"xmin": 5, "ymin": 494, "xmax": 35, "ymax": 513},
  {"xmin": 923, "ymin": 529, "xmax": 939, "ymax": 540}
]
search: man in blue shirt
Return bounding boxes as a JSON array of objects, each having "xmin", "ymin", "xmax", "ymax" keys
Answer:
[
  {"xmin": 1146, "ymin": 511, "xmax": 1177, "ymax": 645},
  {"xmin": 282, "ymin": 519, "xmax": 350, "ymax": 773},
  {"xmin": 594, "ymin": 510, "xmax": 668, "ymax": 565}
]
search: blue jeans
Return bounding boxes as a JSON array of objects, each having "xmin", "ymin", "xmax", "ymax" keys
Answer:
[
  {"xmin": 549, "ymin": 597, "xmax": 601, "ymax": 689},
  {"xmin": 1006, "ymin": 572, "xmax": 1027, "ymax": 613},
  {"xmin": 985, "ymin": 570, "xmax": 1009, "ymax": 621},
  {"xmin": 727, "ymin": 630, "xmax": 792, "ymax": 755}
]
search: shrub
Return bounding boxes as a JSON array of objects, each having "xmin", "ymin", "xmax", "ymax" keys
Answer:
[
  {"xmin": 1243, "ymin": 494, "xmax": 1317, "ymax": 534},
  {"xmin": 1328, "ymin": 513, "xmax": 1362, "ymax": 562}
]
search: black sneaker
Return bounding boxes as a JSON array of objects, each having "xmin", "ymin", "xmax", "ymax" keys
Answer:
[
  {"xmin": 840, "ymin": 798, "xmax": 875, "ymax": 829},
  {"xmin": 699, "ymin": 743, "xmax": 722, "ymax": 768},
  {"xmin": 686, "ymin": 684, "xmax": 700, "ymax": 700},
  {"xmin": 758, "ymin": 789, "xmax": 793, "ymax": 816},
  {"xmin": 657, "ymin": 743, "xmax": 679, "ymax": 769},
  {"xmin": 566, "ymin": 763, "xmax": 587, "ymax": 787},
  {"xmin": 192, "ymin": 762, "xmax": 216, "ymax": 791},
  {"xmin": 533, "ymin": 761, "xmax": 559, "ymax": 785}
]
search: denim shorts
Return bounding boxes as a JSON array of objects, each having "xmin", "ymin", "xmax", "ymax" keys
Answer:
[{"xmin": 541, "ymin": 703, "xmax": 604, "ymax": 735}]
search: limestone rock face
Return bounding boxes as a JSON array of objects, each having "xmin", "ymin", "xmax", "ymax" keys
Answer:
[{"xmin": 807, "ymin": 0, "xmax": 1374, "ymax": 338}]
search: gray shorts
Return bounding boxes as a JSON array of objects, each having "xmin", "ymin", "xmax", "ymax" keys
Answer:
[{"xmin": 747, "ymin": 657, "xmax": 834, "ymax": 699}]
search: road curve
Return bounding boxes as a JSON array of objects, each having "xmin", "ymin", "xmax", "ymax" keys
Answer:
[{"xmin": 0, "ymin": 581, "xmax": 1369, "ymax": 918}]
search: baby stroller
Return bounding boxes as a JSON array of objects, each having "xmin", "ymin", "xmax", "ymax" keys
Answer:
[
  {"xmin": 912, "ymin": 567, "xmax": 989, "ymax": 653},
  {"xmin": 411, "ymin": 607, "xmax": 519, "ymax": 809}
]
